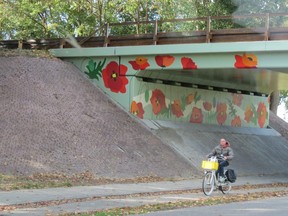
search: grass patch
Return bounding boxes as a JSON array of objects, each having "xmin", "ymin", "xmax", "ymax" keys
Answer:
[
  {"xmin": 0, "ymin": 172, "xmax": 172, "ymax": 191},
  {"xmin": 0, "ymin": 48, "xmax": 55, "ymax": 58},
  {"xmin": 0, "ymin": 173, "xmax": 73, "ymax": 191}
]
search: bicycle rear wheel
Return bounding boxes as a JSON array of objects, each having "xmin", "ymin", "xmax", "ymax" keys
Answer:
[
  {"xmin": 202, "ymin": 171, "xmax": 214, "ymax": 196},
  {"xmin": 219, "ymin": 181, "xmax": 231, "ymax": 194}
]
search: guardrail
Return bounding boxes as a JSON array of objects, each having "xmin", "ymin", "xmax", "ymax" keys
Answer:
[{"xmin": 1, "ymin": 13, "xmax": 288, "ymax": 49}]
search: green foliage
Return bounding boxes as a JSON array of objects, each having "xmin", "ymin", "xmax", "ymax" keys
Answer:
[
  {"xmin": 234, "ymin": 0, "xmax": 288, "ymax": 14},
  {"xmin": 280, "ymin": 90, "xmax": 288, "ymax": 110},
  {"xmin": 85, "ymin": 59, "xmax": 106, "ymax": 80},
  {"xmin": 251, "ymin": 104, "xmax": 258, "ymax": 125},
  {"xmin": 194, "ymin": 91, "xmax": 201, "ymax": 105},
  {"xmin": 233, "ymin": 0, "xmax": 288, "ymax": 28},
  {"xmin": 0, "ymin": 0, "xmax": 237, "ymax": 39},
  {"xmin": 227, "ymin": 98, "xmax": 237, "ymax": 117},
  {"xmin": 1, "ymin": 0, "xmax": 288, "ymax": 40},
  {"xmin": 145, "ymin": 90, "xmax": 150, "ymax": 103}
]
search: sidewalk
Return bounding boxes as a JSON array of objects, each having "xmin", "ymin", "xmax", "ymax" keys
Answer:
[{"xmin": 1, "ymin": 174, "xmax": 288, "ymax": 216}]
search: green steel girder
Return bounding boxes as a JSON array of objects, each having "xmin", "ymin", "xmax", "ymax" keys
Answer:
[{"xmin": 50, "ymin": 41, "xmax": 288, "ymax": 94}]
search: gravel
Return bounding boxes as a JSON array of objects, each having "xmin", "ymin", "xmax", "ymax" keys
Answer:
[{"xmin": 0, "ymin": 56, "xmax": 195, "ymax": 179}]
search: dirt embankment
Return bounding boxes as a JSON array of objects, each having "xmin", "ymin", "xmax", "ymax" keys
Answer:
[
  {"xmin": 269, "ymin": 112, "xmax": 288, "ymax": 140},
  {"xmin": 0, "ymin": 56, "xmax": 195, "ymax": 179}
]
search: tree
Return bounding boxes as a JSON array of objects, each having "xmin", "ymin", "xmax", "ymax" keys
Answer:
[
  {"xmin": 0, "ymin": 0, "xmax": 241, "ymax": 38},
  {"xmin": 270, "ymin": 91, "xmax": 280, "ymax": 114},
  {"xmin": 280, "ymin": 90, "xmax": 288, "ymax": 110},
  {"xmin": 233, "ymin": 0, "xmax": 288, "ymax": 28}
]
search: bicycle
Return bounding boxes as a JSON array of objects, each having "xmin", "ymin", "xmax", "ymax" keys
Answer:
[{"xmin": 201, "ymin": 156, "xmax": 231, "ymax": 196}]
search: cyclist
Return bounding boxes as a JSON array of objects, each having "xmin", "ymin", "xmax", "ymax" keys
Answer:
[{"xmin": 207, "ymin": 138, "xmax": 234, "ymax": 182}]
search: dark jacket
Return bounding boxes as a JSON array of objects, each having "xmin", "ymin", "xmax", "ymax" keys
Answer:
[{"xmin": 207, "ymin": 145, "xmax": 234, "ymax": 161}]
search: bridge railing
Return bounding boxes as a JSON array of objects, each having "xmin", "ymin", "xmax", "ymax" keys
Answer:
[{"xmin": 1, "ymin": 13, "xmax": 288, "ymax": 49}]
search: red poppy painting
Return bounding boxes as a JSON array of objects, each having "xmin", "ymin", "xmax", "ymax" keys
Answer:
[
  {"xmin": 129, "ymin": 57, "xmax": 150, "ymax": 70},
  {"xmin": 130, "ymin": 101, "xmax": 145, "ymax": 119},
  {"xmin": 155, "ymin": 55, "xmax": 175, "ymax": 68},
  {"xmin": 190, "ymin": 107, "xmax": 203, "ymax": 124},
  {"xmin": 231, "ymin": 116, "xmax": 241, "ymax": 127},
  {"xmin": 234, "ymin": 54, "xmax": 258, "ymax": 68},
  {"xmin": 216, "ymin": 103, "xmax": 227, "ymax": 125},
  {"xmin": 257, "ymin": 102, "xmax": 267, "ymax": 128},
  {"xmin": 171, "ymin": 99, "xmax": 184, "ymax": 118},
  {"xmin": 244, "ymin": 106, "xmax": 254, "ymax": 123},
  {"xmin": 186, "ymin": 94, "xmax": 194, "ymax": 105},
  {"xmin": 181, "ymin": 57, "xmax": 198, "ymax": 69},
  {"xmin": 232, "ymin": 94, "xmax": 243, "ymax": 106},
  {"xmin": 203, "ymin": 102, "xmax": 212, "ymax": 111},
  {"xmin": 102, "ymin": 61, "xmax": 128, "ymax": 93},
  {"xmin": 150, "ymin": 89, "xmax": 167, "ymax": 115}
]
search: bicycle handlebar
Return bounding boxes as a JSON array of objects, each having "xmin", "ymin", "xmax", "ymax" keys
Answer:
[{"xmin": 208, "ymin": 155, "xmax": 224, "ymax": 161}]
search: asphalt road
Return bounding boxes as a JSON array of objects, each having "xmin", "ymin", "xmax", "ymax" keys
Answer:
[{"xmin": 140, "ymin": 196, "xmax": 288, "ymax": 216}]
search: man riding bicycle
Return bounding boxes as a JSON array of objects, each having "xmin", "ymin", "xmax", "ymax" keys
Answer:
[{"xmin": 207, "ymin": 138, "xmax": 234, "ymax": 182}]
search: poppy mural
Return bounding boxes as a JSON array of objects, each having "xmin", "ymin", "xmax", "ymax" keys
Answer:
[
  {"xmin": 216, "ymin": 103, "xmax": 228, "ymax": 125},
  {"xmin": 84, "ymin": 54, "xmax": 268, "ymax": 128},
  {"xmin": 181, "ymin": 57, "xmax": 198, "ymax": 69},
  {"xmin": 232, "ymin": 94, "xmax": 243, "ymax": 106},
  {"xmin": 203, "ymin": 102, "xmax": 212, "ymax": 111},
  {"xmin": 231, "ymin": 116, "xmax": 242, "ymax": 127},
  {"xmin": 129, "ymin": 57, "xmax": 150, "ymax": 70},
  {"xmin": 186, "ymin": 94, "xmax": 194, "ymax": 105},
  {"xmin": 234, "ymin": 53, "xmax": 258, "ymax": 68},
  {"xmin": 130, "ymin": 101, "xmax": 145, "ymax": 119},
  {"xmin": 150, "ymin": 89, "xmax": 167, "ymax": 115},
  {"xmin": 102, "ymin": 61, "xmax": 128, "ymax": 93},
  {"xmin": 132, "ymin": 79, "xmax": 268, "ymax": 128},
  {"xmin": 190, "ymin": 107, "xmax": 203, "ymax": 124},
  {"xmin": 257, "ymin": 102, "xmax": 267, "ymax": 128},
  {"xmin": 171, "ymin": 99, "xmax": 184, "ymax": 118},
  {"xmin": 85, "ymin": 59, "xmax": 106, "ymax": 80},
  {"xmin": 244, "ymin": 106, "xmax": 254, "ymax": 123},
  {"xmin": 155, "ymin": 55, "xmax": 175, "ymax": 68}
]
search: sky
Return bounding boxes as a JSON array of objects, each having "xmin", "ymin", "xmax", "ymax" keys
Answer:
[{"xmin": 277, "ymin": 102, "xmax": 288, "ymax": 123}]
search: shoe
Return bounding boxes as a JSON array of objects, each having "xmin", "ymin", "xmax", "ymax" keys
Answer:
[{"xmin": 219, "ymin": 176, "xmax": 226, "ymax": 183}]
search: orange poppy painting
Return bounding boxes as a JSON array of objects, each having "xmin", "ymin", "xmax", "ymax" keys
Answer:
[
  {"xmin": 155, "ymin": 55, "xmax": 175, "ymax": 68},
  {"xmin": 129, "ymin": 57, "xmax": 150, "ymax": 70},
  {"xmin": 231, "ymin": 116, "xmax": 241, "ymax": 127},
  {"xmin": 216, "ymin": 103, "xmax": 227, "ymax": 125},
  {"xmin": 234, "ymin": 53, "xmax": 258, "ymax": 68},
  {"xmin": 150, "ymin": 89, "xmax": 167, "ymax": 115},
  {"xmin": 171, "ymin": 99, "xmax": 184, "ymax": 118},
  {"xmin": 130, "ymin": 101, "xmax": 145, "ymax": 119},
  {"xmin": 257, "ymin": 102, "xmax": 267, "ymax": 128},
  {"xmin": 190, "ymin": 107, "xmax": 203, "ymax": 124}
]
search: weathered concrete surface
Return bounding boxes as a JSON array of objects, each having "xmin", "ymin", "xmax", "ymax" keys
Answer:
[{"xmin": 143, "ymin": 120, "xmax": 288, "ymax": 176}]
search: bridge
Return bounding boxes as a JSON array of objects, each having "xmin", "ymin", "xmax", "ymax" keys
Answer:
[
  {"xmin": 1, "ymin": 13, "xmax": 288, "ymax": 179},
  {"xmin": 12, "ymin": 13, "xmax": 287, "ymax": 129}
]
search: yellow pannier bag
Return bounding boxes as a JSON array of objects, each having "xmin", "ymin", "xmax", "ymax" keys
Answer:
[{"xmin": 201, "ymin": 160, "xmax": 219, "ymax": 170}]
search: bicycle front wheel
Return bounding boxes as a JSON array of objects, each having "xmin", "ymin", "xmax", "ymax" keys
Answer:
[
  {"xmin": 219, "ymin": 181, "xmax": 231, "ymax": 194},
  {"xmin": 202, "ymin": 171, "xmax": 214, "ymax": 196}
]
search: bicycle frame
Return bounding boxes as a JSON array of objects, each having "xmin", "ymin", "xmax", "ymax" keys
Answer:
[{"xmin": 202, "ymin": 156, "xmax": 231, "ymax": 196}]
